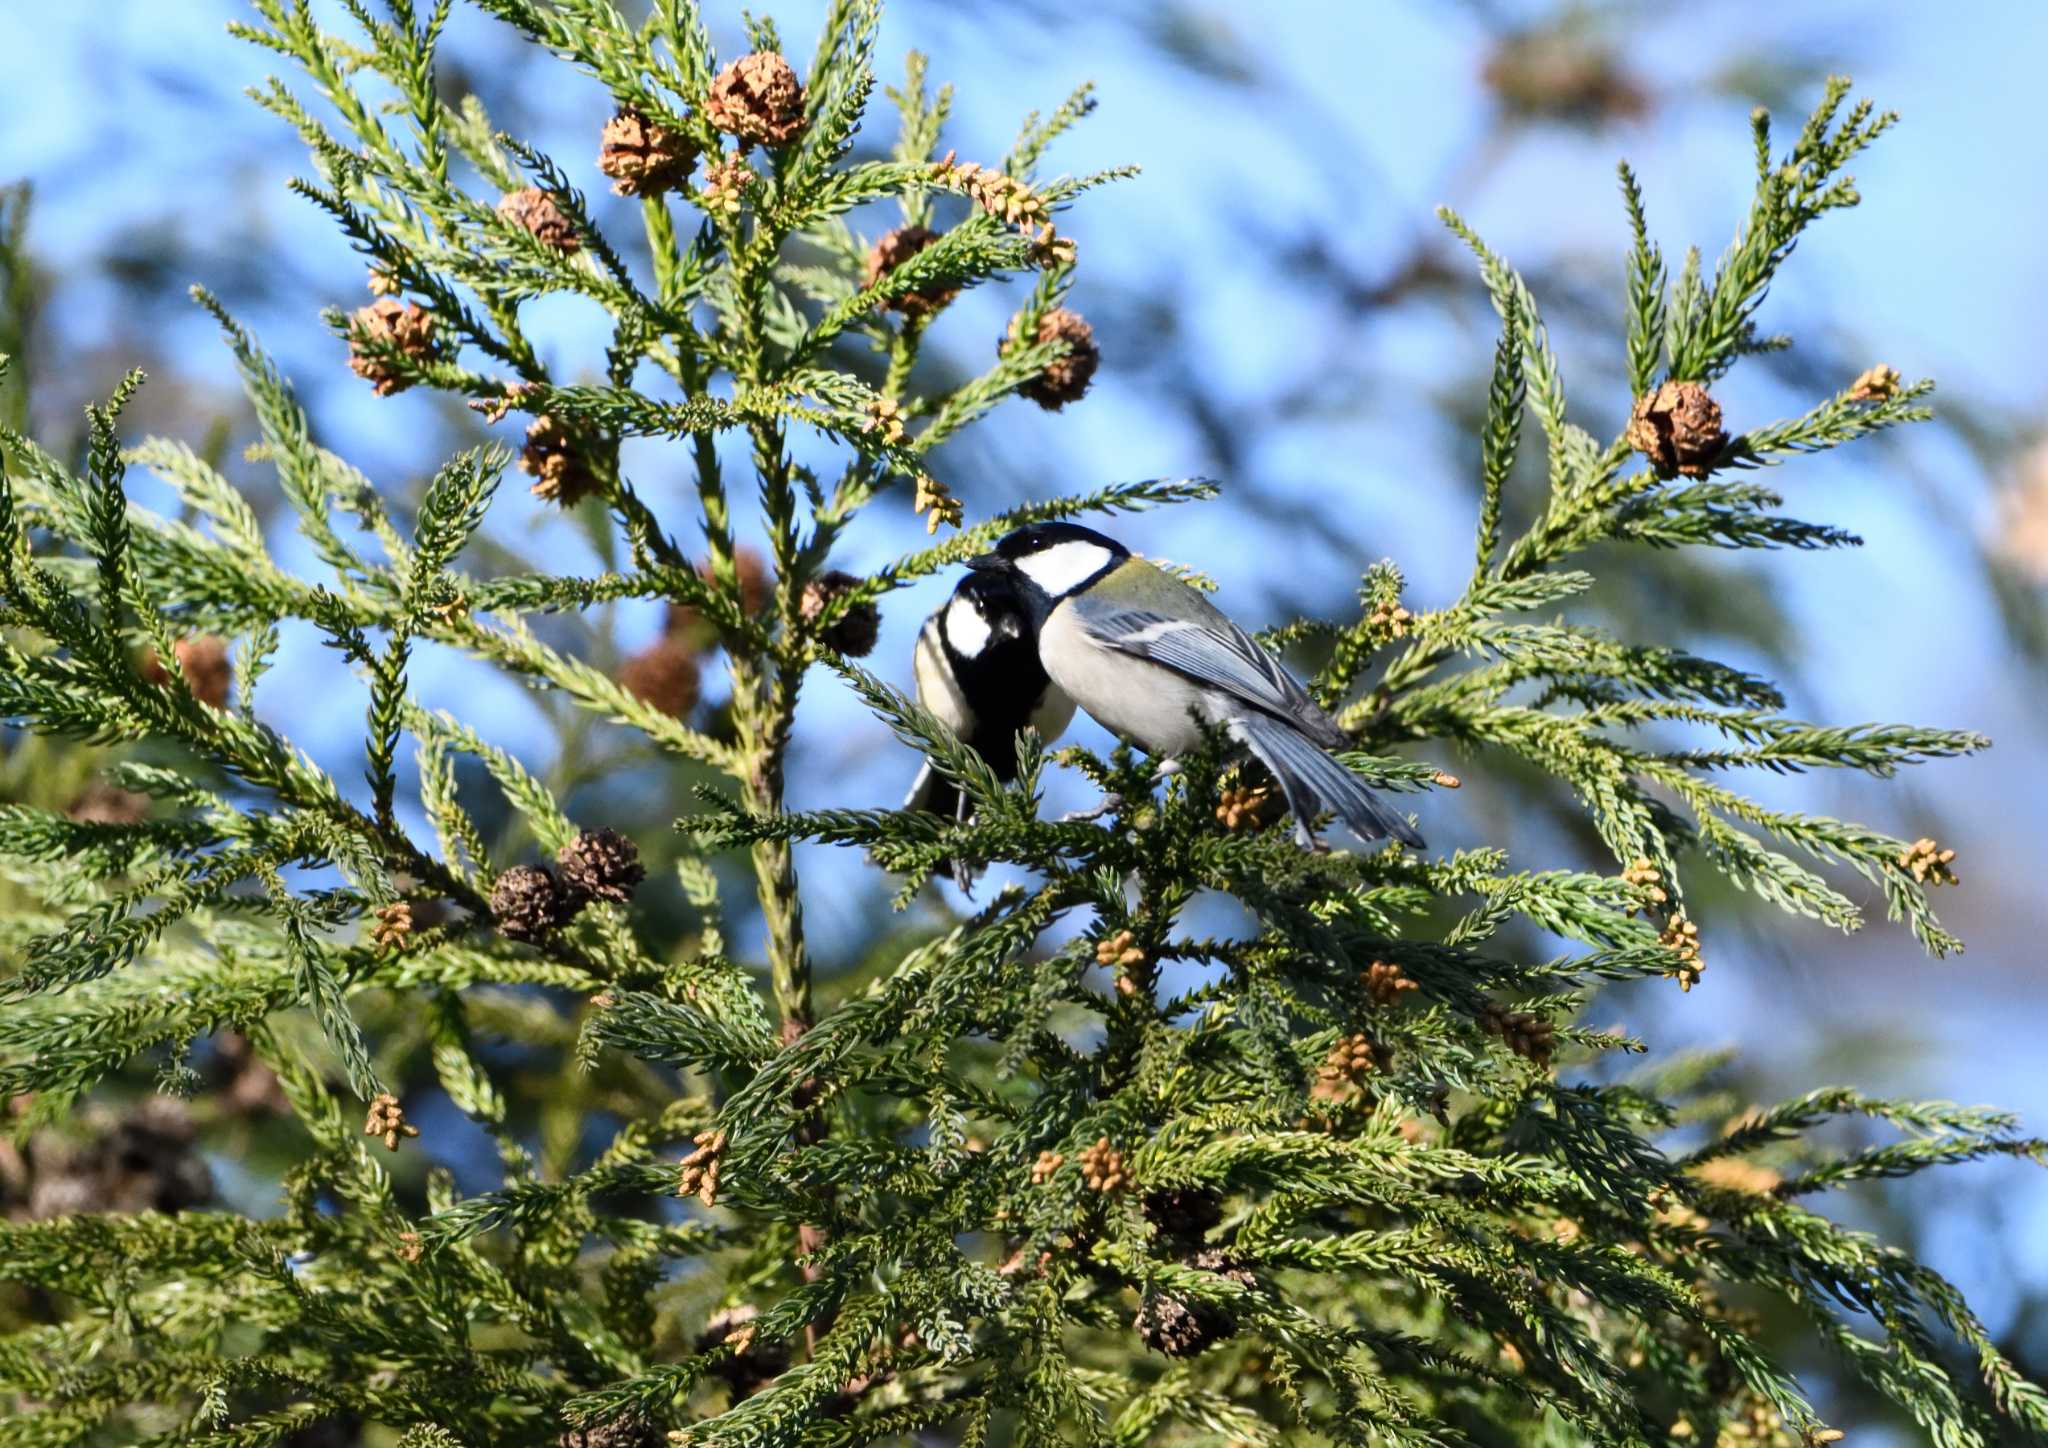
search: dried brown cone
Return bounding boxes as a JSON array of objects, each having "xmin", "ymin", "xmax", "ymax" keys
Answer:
[
  {"xmin": 1078, "ymin": 1135, "xmax": 1128, "ymax": 1193},
  {"xmin": 597, "ymin": 108, "xmax": 695, "ymax": 197},
  {"xmin": 67, "ymin": 780, "xmax": 150, "ymax": 825},
  {"xmin": 25, "ymin": 1097, "xmax": 214, "ymax": 1219},
  {"xmin": 1625, "ymin": 379, "xmax": 1727, "ymax": 478},
  {"xmin": 1363, "ymin": 960, "xmax": 1418, "ymax": 1007},
  {"xmin": 618, "ymin": 639, "xmax": 702, "ymax": 718},
  {"xmin": 1003, "ymin": 307, "xmax": 1099, "ymax": 411},
  {"xmin": 347, "ymin": 298, "xmax": 437, "ymax": 396},
  {"xmin": 863, "ymin": 225, "xmax": 957, "ymax": 318},
  {"xmin": 496, "ymin": 187, "xmax": 581, "ymax": 252},
  {"xmin": 363, "ymin": 1093, "xmax": 419, "ymax": 1152},
  {"xmin": 142, "ymin": 635, "xmax": 232, "ymax": 709},
  {"xmin": 1481, "ymin": 29, "xmax": 1647, "ymax": 125},
  {"xmin": 490, "ymin": 863, "xmax": 567, "ymax": 941},
  {"xmin": 1142, "ymin": 1186, "xmax": 1223, "ymax": 1245},
  {"xmin": 705, "ymin": 52, "xmax": 807, "ymax": 148},
  {"xmin": 213, "ymin": 1031, "xmax": 290, "ymax": 1117},
  {"xmin": 557, "ymin": 827, "xmax": 646, "ymax": 906},
  {"xmin": 698, "ymin": 1303, "xmax": 791, "ymax": 1397},
  {"xmin": 1134, "ymin": 1289, "xmax": 1227, "ymax": 1358},
  {"xmin": 800, "ymin": 570, "xmax": 880, "ymax": 657},
  {"xmin": 1133, "ymin": 1254, "xmax": 1254, "ymax": 1361},
  {"xmin": 558, "ymin": 1411, "xmax": 662, "ymax": 1448},
  {"xmin": 521, "ymin": 414, "xmax": 605, "ymax": 507},
  {"xmin": 700, "ymin": 547, "xmax": 774, "ymax": 617}
]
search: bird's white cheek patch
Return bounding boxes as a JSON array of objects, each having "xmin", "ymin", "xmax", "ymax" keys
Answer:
[
  {"xmin": 1016, "ymin": 542, "xmax": 1112, "ymax": 598},
  {"xmin": 944, "ymin": 595, "xmax": 994, "ymax": 656}
]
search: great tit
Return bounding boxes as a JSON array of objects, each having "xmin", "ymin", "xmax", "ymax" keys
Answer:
[
  {"xmin": 966, "ymin": 521, "xmax": 1425, "ymax": 851},
  {"xmin": 904, "ymin": 569, "xmax": 1076, "ymax": 824}
]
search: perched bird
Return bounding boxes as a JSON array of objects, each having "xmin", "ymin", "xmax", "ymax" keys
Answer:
[
  {"xmin": 904, "ymin": 569, "xmax": 1076, "ymax": 825},
  {"xmin": 966, "ymin": 521, "xmax": 1425, "ymax": 850}
]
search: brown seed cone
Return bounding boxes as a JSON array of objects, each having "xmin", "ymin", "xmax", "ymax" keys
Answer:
[
  {"xmin": 490, "ymin": 863, "xmax": 566, "ymax": 941},
  {"xmin": 214, "ymin": 1031, "xmax": 291, "ymax": 1117},
  {"xmin": 619, "ymin": 638, "xmax": 702, "ymax": 718},
  {"xmin": 1003, "ymin": 307, "xmax": 1099, "ymax": 410},
  {"xmin": 519, "ymin": 414, "xmax": 605, "ymax": 507},
  {"xmin": 67, "ymin": 780, "xmax": 151, "ymax": 825},
  {"xmin": 26, "ymin": 1096, "xmax": 213, "ymax": 1219},
  {"xmin": 699, "ymin": 548, "xmax": 773, "ymax": 617},
  {"xmin": 597, "ymin": 108, "xmax": 696, "ymax": 197},
  {"xmin": 1481, "ymin": 30, "xmax": 1647, "ymax": 125},
  {"xmin": 558, "ymin": 1412, "xmax": 661, "ymax": 1448},
  {"xmin": 1134, "ymin": 1290, "xmax": 1222, "ymax": 1357},
  {"xmin": 557, "ymin": 827, "xmax": 646, "ymax": 906},
  {"xmin": 142, "ymin": 635, "xmax": 232, "ymax": 709},
  {"xmin": 1625, "ymin": 380, "xmax": 1727, "ymax": 478},
  {"xmin": 497, "ymin": 187, "xmax": 581, "ymax": 252},
  {"xmin": 1142, "ymin": 1186, "xmax": 1224, "ymax": 1245},
  {"xmin": 662, "ymin": 599, "xmax": 702, "ymax": 641},
  {"xmin": 348, "ymin": 298, "xmax": 437, "ymax": 396},
  {"xmin": 1134, "ymin": 1262, "xmax": 1250, "ymax": 1361},
  {"xmin": 799, "ymin": 570, "xmax": 880, "ymax": 657},
  {"xmin": 863, "ymin": 225, "xmax": 957, "ymax": 318},
  {"xmin": 704, "ymin": 52, "xmax": 807, "ymax": 148}
]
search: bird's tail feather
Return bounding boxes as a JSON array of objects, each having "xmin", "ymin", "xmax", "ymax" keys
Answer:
[
  {"xmin": 904, "ymin": 761, "xmax": 982, "ymax": 891},
  {"xmin": 1233, "ymin": 712, "xmax": 1425, "ymax": 850},
  {"xmin": 903, "ymin": 760, "xmax": 964, "ymax": 822}
]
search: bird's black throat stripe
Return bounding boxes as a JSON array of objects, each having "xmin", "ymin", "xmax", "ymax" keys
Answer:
[{"xmin": 941, "ymin": 611, "xmax": 1053, "ymax": 780}]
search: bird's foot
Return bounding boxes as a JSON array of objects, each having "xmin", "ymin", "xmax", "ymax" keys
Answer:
[
  {"xmin": 1061, "ymin": 792, "xmax": 1123, "ymax": 823},
  {"xmin": 1293, "ymin": 821, "xmax": 1331, "ymax": 855}
]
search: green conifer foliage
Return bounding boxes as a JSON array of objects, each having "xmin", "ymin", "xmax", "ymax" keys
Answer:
[{"xmin": 0, "ymin": 5, "xmax": 2039, "ymax": 1443}]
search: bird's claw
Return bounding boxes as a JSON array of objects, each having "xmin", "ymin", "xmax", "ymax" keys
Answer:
[
  {"xmin": 1293, "ymin": 821, "xmax": 1330, "ymax": 855},
  {"xmin": 1061, "ymin": 792, "xmax": 1123, "ymax": 823}
]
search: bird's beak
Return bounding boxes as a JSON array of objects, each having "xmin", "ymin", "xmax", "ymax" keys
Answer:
[{"xmin": 964, "ymin": 552, "xmax": 1005, "ymax": 573}]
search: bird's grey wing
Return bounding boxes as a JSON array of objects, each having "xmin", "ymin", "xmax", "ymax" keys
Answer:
[{"xmin": 1076, "ymin": 605, "xmax": 1347, "ymax": 747}]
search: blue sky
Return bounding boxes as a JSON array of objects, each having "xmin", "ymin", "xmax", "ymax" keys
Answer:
[{"xmin": 5, "ymin": 1, "xmax": 2048, "ymax": 1425}]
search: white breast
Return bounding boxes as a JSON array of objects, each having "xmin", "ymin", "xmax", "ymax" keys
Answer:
[{"xmin": 1038, "ymin": 602, "xmax": 1213, "ymax": 756}]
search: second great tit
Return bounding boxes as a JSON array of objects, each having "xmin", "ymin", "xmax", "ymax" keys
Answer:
[
  {"xmin": 904, "ymin": 569, "xmax": 1076, "ymax": 824},
  {"xmin": 966, "ymin": 521, "xmax": 1425, "ymax": 851}
]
